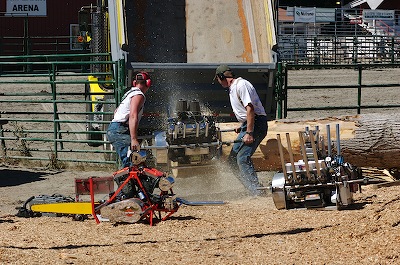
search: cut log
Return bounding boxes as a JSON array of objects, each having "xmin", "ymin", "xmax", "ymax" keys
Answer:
[{"xmin": 340, "ymin": 113, "xmax": 400, "ymax": 170}]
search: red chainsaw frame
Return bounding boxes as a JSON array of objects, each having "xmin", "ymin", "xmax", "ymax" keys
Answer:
[{"xmin": 88, "ymin": 165, "xmax": 179, "ymax": 226}]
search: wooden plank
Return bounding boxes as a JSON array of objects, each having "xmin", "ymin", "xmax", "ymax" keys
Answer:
[
  {"xmin": 362, "ymin": 167, "xmax": 396, "ymax": 182},
  {"xmin": 371, "ymin": 180, "xmax": 400, "ymax": 189}
]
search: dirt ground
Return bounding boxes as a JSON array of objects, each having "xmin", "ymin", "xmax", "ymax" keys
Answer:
[
  {"xmin": 1, "ymin": 68, "xmax": 400, "ymax": 264},
  {"xmin": 1, "ymin": 164, "xmax": 400, "ymax": 265}
]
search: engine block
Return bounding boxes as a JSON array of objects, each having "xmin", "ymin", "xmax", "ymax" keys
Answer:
[
  {"xmin": 165, "ymin": 99, "xmax": 220, "ymax": 165},
  {"xmin": 272, "ymin": 124, "xmax": 365, "ymax": 210},
  {"xmin": 166, "ymin": 99, "xmax": 218, "ymax": 145}
]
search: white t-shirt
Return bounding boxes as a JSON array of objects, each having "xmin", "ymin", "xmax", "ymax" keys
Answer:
[
  {"xmin": 112, "ymin": 87, "xmax": 145, "ymax": 123},
  {"xmin": 229, "ymin": 77, "xmax": 266, "ymax": 123}
]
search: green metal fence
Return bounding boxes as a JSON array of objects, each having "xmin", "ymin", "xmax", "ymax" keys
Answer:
[
  {"xmin": 275, "ymin": 62, "xmax": 400, "ymax": 119},
  {"xmin": 0, "ymin": 54, "xmax": 125, "ymax": 168},
  {"xmin": 3, "ymin": 54, "xmax": 399, "ymax": 167},
  {"xmin": 278, "ymin": 35, "xmax": 400, "ymax": 65}
]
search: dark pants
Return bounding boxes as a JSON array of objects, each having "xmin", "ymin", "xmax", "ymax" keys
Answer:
[
  {"xmin": 106, "ymin": 122, "xmax": 131, "ymax": 168},
  {"xmin": 228, "ymin": 115, "xmax": 268, "ymax": 196}
]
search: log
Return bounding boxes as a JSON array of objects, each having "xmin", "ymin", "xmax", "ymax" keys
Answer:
[{"xmin": 340, "ymin": 113, "xmax": 400, "ymax": 170}]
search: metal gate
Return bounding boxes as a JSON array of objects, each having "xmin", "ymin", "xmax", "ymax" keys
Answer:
[{"xmin": 0, "ymin": 53, "xmax": 124, "ymax": 168}]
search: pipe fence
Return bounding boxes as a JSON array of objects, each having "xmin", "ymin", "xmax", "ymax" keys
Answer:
[
  {"xmin": 2, "ymin": 55, "xmax": 399, "ymax": 168},
  {"xmin": 0, "ymin": 54, "xmax": 125, "ymax": 168},
  {"xmin": 276, "ymin": 62, "xmax": 400, "ymax": 119}
]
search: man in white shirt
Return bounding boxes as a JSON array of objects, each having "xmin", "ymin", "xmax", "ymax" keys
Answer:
[
  {"xmin": 214, "ymin": 65, "xmax": 268, "ymax": 196},
  {"xmin": 106, "ymin": 71, "xmax": 152, "ymax": 168}
]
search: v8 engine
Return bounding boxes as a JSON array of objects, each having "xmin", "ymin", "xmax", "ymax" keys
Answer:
[
  {"xmin": 272, "ymin": 124, "xmax": 367, "ymax": 210},
  {"xmin": 165, "ymin": 99, "xmax": 220, "ymax": 168}
]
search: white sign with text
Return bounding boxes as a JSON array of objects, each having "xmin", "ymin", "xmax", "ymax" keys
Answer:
[
  {"xmin": 294, "ymin": 7, "xmax": 316, "ymax": 23},
  {"xmin": 363, "ymin": 10, "xmax": 395, "ymax": 21}
]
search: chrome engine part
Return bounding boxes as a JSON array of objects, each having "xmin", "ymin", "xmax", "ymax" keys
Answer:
[
  {"xmin": 272, "ymin": 124, "xmax": 365, "ymax": 210},
  {"xmin": 165, "ymin": 99, "xmax": 220, "ymax": 166}
]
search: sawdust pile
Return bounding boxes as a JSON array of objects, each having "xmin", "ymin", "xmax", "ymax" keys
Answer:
[{"xmin": 1, "ymin": 166, "xmax": 400, "ymax": 264}]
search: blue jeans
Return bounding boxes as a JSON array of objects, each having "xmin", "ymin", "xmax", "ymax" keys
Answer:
[
  {"xmin": 228, "ymin": 115, "xmax": 268, "ymax": 196},
  {"xmin": 106, "ymin": 122, "xmax": 131, "ymax": 168}
]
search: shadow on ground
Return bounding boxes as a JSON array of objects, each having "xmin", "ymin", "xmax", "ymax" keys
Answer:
[{"xmin": 0, "ymin": 168, "xmax": 51, "ymax": 187}]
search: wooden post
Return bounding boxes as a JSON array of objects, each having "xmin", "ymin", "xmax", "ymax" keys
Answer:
[
  {"xmin": 286, "ymin": 133, "xmax": 297, "ymax": 181},
  {"xmin": 276, "ymin": 134, "xmax": 288, "ymax": 182},
  {"xmin": 298, "ymin": 131, "xmax": 311, "ymax": 180},
  {"xmin": 309, "ymin": 131, "xmax": 321, "ymax": 177}
]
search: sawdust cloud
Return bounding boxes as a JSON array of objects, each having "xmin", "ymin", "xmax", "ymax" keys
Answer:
[{"xmin": 173, "ymin": 159, "xmax": 249, "ymax": 203}]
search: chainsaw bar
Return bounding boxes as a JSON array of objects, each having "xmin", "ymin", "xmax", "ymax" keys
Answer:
[{"xmin": 31, "ymin": 202, "xmax": 97, "ymax": 215}]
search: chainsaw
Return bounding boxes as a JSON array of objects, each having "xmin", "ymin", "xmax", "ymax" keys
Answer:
[{"xmin": 16, "ymin": 150, "xmax": 225, "ymax": 225}]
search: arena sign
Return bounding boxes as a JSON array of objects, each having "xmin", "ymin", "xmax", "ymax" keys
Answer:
[{"xmin": 6, "ymin": 0, "xmax": 47, "ymax": 17}]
